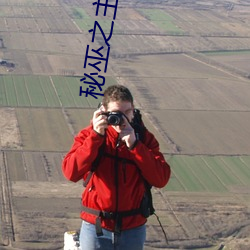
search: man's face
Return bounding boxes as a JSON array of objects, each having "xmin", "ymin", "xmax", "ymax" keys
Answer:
[{"xmin": 106, "ymin": 101, "xmax": 134, "ymax": 133}]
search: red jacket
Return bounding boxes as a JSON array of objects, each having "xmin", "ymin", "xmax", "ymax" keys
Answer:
[{"xmin": 62, "ymin": 124, "xmax": 171, "ymax": 231}]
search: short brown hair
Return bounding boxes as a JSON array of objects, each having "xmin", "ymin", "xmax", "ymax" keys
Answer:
[{"xmin": 102, "ymin": 85, "xmax": 133, "ymax": 108}]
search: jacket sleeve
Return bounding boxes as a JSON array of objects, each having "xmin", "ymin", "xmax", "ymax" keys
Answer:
[
  {"xmin": 130, "ymin": 129, "xmax": 171, "ymax": 188},
  {"xmin": 62, "ymin": 126, "xmax": 105, "ymax": 182}
]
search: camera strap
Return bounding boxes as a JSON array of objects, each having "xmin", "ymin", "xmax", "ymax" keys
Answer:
[{"xmin": 83, "ymin": 138, "xmax": 106, "ymax": 187}]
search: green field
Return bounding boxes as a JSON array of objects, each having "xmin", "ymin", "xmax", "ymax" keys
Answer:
[
  {"xmin": 71, "ymin": 7, "xmax": 90, "ymax": 19},
  {"xmin": 165, "ymin": 155, "xmax": 250, "ymax": 192},
  {"xmin": 0, "ymin": 75, "xmax": 116, "ymax": 108},
  {"xmin": 138, "ymin": 9, "xmax": 173, "ymax": 21},
  {"xmin": 70, "ymin": 6, "xmax": 117, "ymax": 33},
  {"xmin": 137, "ymin": 9, "xmax": 184, "ymax": 33},
  {"xmin": 202, "ymin": 49, "xmax": 250, "ymax": 56},
  {"xmin": 75, "ymin": 19, "xmax": 117, "ymax": 33}
]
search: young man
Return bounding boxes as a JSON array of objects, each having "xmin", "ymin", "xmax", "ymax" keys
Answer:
[{"xmin": 62, "ymin": 85, "xmax": 171, "ymax": 250}]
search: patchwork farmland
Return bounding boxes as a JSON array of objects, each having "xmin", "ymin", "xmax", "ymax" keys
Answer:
[
  {"xmin": 0, "ymin": 75, "xmax": 116, "ymax": 107},
  {"xmin": 1, "ymin": 0, "xmax": 250, "ymax": 250}
]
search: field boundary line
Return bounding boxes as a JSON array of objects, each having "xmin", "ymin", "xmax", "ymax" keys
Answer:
[
  {"xmin": 1, "ymin": 148, "xmax": 249, "ymax": 157},
  {"xmin": 62, "ymin": 109, "xmax": 75, "ymax": 136},
  {"xmin": 158, "ymin": 190, "xmax": 190, "ymax": 239},
  {"xmin": 200, "ymin": 156, "xmax": 228, "ymax": 191},
  {"xmin": 71, "ymin": 19, "xmax": 83, "ymax": 33},
  {"xmin": 1, "ymin": 76, "xmax": 8, "ymax": 106},
  {"xmin": 184, "ymin": 52, "xmax": 250, "ymax": 82},
  {"xmin": 170, "ymin": 165, "xmax": 187, "ymax": 192},
  {"xmin": 1, "ymin": 149, "xmax": 67, "ymax": 153},
  {"xmin": 148, "ymin": 108, "xmax": 250, "ymax": 113},
  {"xmin": 33, "ymin": 16, "xmax": 41, "ymax": 32},
  {"xmin": 3, "ymin": 76, "xmax": 17, "ymax": 106},
  {"xmin": 5, "ymin": 47, "xmax": 85, "ymax": 56},
  {"xmin": 49, "ymin": 76, "xmax": 62, "ymax": 107},
  {"xmin": 11, "ymin": 75, "xmax": 19, "ymax": 107},
  {"xmin": 184, "ymin": 158, "xmax": 208, "ymax": 192},
  {"xmin": 20, "ymin": 151, "xmax": 28, "ymax": 181},
  {"xmin": 239, "ymin": 156, "xmax": 250, "ymax": 171},
  {"xmin": 220, "ymin": 157, "xmax": 245, "ymax": 186},
  {"xmin": 53, "ymin": 77, "xmax": 79, "ymax": 135},
  {"xmin": 13, "ymin": 108, "xmax": 23, "ymax": 151},
  {"xmin": 23, "ymin": 75, "xmax": 33, "ymax": 107},
  {"xmin": 0, "ymin": 151, "xmax": 15, "ymax": 245},
  {"xmin": 13, "ymin": 106, "xmax": 96, "ymax": 110},
  {"xmin": 63, "ymin": 77, "xmax": 78, "ymax": 107},
  {"xmin": 37, "ymin": 76, "xmax": 49, "ymax": 107},
  {"xmin": 143, "ymin": 111, "xmax": 180, "ymax": 154}
]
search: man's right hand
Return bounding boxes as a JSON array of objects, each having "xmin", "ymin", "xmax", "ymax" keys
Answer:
[{"xmin": 92, "ymin": 108, "xmax": 108, "ymax": 136}]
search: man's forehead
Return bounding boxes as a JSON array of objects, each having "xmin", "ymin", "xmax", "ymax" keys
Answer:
[{"xmin": 107, "ymin": 101, "xmax": 133, "ymax": 111}]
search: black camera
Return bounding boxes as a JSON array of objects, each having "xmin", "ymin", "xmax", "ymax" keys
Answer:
[{"xmin": 102, "ymin": 111, "xmax": 124, "ymax": 125}]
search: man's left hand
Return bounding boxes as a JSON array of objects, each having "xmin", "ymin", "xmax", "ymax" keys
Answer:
[{"xmin": 119, "ymin": 116, "xmax": 137, "ymax": 149}]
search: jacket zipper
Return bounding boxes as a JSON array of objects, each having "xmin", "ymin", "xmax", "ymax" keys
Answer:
[
  {"xmin": 114, "ymin": 138, "xmax": 121, "ymax": 235},
  {"xmin": 114, "ymin": 145, "xmax": 119, "ymax": 211}
]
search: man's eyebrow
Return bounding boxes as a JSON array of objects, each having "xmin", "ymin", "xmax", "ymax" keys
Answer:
[{"xmin": 125, "ymin": 108, "xmax": 133, "ymax": 112}]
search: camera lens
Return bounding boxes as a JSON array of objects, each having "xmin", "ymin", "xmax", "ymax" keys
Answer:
[
  {"xmin": 108, "ymin": 114, "xmax": 121, "ymax": 125},
  {"xmin": 107, "ymin": 112, "xmax": 124, "ymax": 125}
]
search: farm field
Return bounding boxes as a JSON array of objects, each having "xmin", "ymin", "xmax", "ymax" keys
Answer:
[
  {"xmin": 148, "ymin": 109, "xmax": 250, "ymax": 155},
  {"xmin": 2, "ymin": 151, "xmax": 250, "ymax": 249},
  {"xmin": 166, "ymin": 155, "xmax": 250, "ymax": 192},
  {"xmin": 1, "ymin": 0, "xmax": 250, "ymax": 250},
  {"xmin": 0, "ymin": 75, "xmax": 116, "ymax": 108},
  {"xmin": 5, "ymin": 151, "xmax": 65, "ymax": 182},
  {"xmin": 2, "ymin": 32, "xmax": 97, "ymax": 75},
  {"xmin": 2, "ymin": 3, "xmax": 250, "ymax": 76},
  {"xmin": 137, "ymin": 9, "xmax": 184, "ymax": 34},
  {"xmin": 166, "ymin": 8, "xmax": 250, "ymax": 36},
  {"xmin": 16, "ymin": 108, "xmax": 73, "ymax": 151},
  {"xmin": 203, "ymin": 50, "xmax": 250, "ymax": 73},
  {"xmin": 0, "ymin": 108, "xmax": 21, "ymax": 149},
  {"xmin": 113, "ymin": 53, "xmax": 250, "ymax": 111}
]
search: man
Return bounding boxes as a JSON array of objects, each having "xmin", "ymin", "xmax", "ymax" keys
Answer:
[{"xmin": 62, "ymin": 85, "xmax": 171, "ymax": 250}]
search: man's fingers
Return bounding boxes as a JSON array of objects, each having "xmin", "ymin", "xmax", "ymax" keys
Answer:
[{"xmin": 93, "ymin": 109, "xmax": 102, "ymax": 119}]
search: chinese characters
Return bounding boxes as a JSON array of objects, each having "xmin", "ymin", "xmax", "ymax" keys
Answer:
[{"xmin": 79, "ymin": 0, "xmax": 119, "ymax": 99}]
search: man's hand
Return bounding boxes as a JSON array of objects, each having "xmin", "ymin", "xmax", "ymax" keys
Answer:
[
  {"xmin": 92, "ymin": 108, "xmax": 108, "ymax": 136},
  {"xmin": 119, "ymin": 116, "xmax": 137, "ymax": 149}
]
